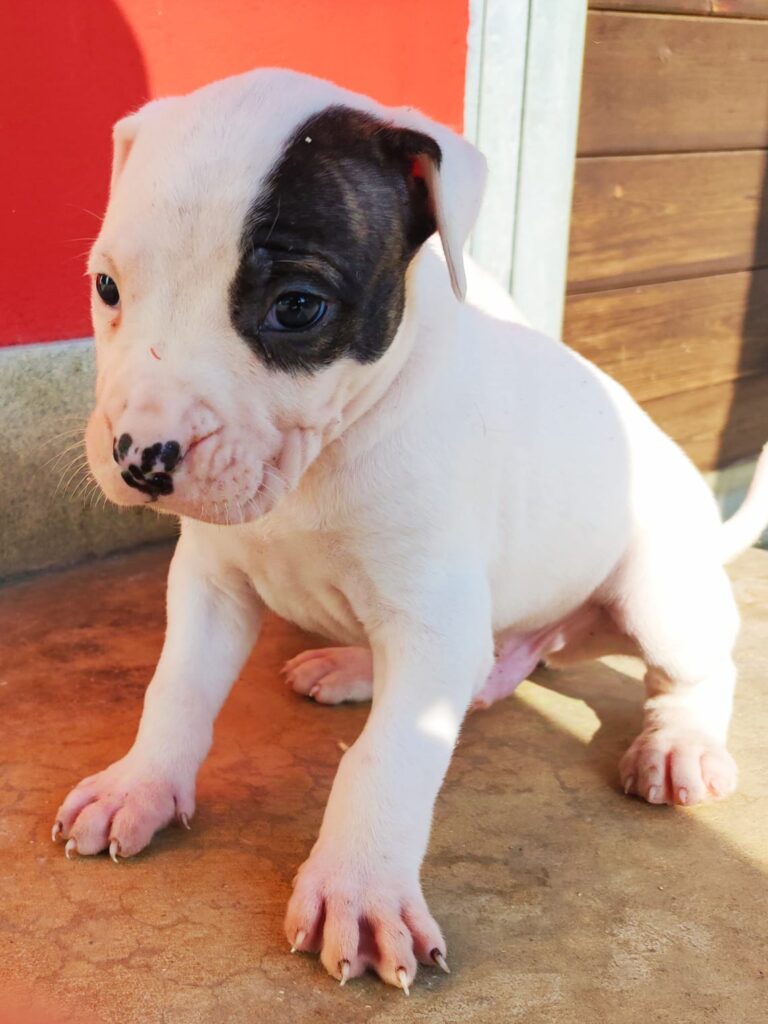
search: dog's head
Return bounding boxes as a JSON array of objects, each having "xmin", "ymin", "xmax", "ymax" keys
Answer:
[{"xmin": 86, "ymin": 69, "xmax": 486, "ymax": 524}]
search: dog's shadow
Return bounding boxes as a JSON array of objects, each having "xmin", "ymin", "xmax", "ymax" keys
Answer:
[
  {"xmin": 529, "ymin": 656, "xmax": 646, "ymax": 784},
  {"xmin": 445, "ymin": 652, "xmax": 647, "ymax": 807}
]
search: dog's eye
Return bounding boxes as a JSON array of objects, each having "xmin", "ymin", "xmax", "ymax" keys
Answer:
[
  {"xmin": 95, "ymin": 273, "xmax": 120, "ymax": 307},
  {"xmin": 265, "ymin": 292, "xmax": 327, "ymax": 331}
]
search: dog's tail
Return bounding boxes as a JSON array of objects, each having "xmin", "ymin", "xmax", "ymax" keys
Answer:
[{"xmin": 720, "ymin": 443, "xmax": 768, "ymax": 564}]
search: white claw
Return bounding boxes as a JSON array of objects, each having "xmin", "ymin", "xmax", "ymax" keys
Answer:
[
  {"xmin": 290, "ymin": 929, "xmax": 306, "ymax": 954},
  {"xmin": 339, "ymin": 960, "xmax": 350, "ymax": 987},
  {"xmin": 51, "ymin": 821, "xmax": 63, "ymax": 843},
  {"xmin": 109, "ymin": 839, "xmax": 121, "ymax": 864},
  {"xmin": 64, "ymin": 838, "xmax": 77, "ymax": 860},
  {"xmin": 396, "ymin": 968, "xmax": 410, "ymax": 996},
  {"xmin": 180, "ymin": 813, "xmax": 191, "ymax": 831},
  {"xmin": 432, "ymin": 949, "xmax": 451, "ymax": 974}
]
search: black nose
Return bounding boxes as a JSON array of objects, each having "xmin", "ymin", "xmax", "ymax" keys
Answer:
[
  {"xmin": 113, "ymin": 433, "xmax": 133, "ymax": 463},
  {"xmin": 159, "ymin": 440, "xmax": 182, "ymax": 471},
  {"xmin": 113, "ymin": 435, "xmax": 182, "ymax": 499},
  {"xmin": 120, "ymin": 468, "xmax": 175, "ymax": 498}
]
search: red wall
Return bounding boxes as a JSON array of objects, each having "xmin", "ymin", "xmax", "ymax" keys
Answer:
[{"xmin": 0, "ymin": 0, "xmax": 468, "ymax": 348}]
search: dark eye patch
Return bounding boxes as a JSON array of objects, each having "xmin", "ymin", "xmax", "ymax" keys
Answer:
[
  {"xmin": 230, "ymin": 245, "xmax": 344, "ymax": 369},
  {"xmin": 229, "ymin": 105, "xmax": 441, "ymax": 375}
]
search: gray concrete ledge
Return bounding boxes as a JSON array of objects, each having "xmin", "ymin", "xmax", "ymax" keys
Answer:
[
  {"xmin": 0, "ymin": 339, "xmax": 175, "ymax": 581},
  {"xmin": 0, "ymin": 338, "xmax": 764, "ymax": 581}
]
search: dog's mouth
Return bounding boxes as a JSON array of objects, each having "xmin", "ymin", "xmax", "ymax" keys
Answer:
[
  {"xmin": 88, "ymin": 419, "xmax": 322, "ymax": 526},
  {"xmin": 114, "ymin": 466, "xmax": 282, "ymax": 524},
  {"xmin": 164, "ymin": 462, "xmax": 290, "ymax": 525},
  {"xmin": 183, "ymin": 428, "xmax": 222, "ymax": 460}
]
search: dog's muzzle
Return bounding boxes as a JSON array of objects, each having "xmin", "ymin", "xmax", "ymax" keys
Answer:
[{"xmin": 112, "ymin": 432, "xmax": 182, "ymax": 499}]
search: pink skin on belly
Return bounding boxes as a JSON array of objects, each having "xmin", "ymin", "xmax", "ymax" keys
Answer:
[{"xmin": 472, "ymin": 625, "xmax": 561, "ymax": 709}]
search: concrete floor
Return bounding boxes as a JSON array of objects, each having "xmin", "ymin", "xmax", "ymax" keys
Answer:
[{"xmin": 1, "ymin": 545, "xmax": 766, "ymax": 1024}]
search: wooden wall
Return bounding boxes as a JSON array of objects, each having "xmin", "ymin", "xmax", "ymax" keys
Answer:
[{"xmin": 564, "ymin": 1, "xmax": 768, "ymax": 470}]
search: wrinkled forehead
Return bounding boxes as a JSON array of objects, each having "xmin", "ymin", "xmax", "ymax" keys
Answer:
[{"xmin": 95, "ymin": 70, "xmax": 379, "ymax": 273}]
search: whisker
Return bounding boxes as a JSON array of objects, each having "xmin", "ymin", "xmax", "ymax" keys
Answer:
[
  {"xmin": 71, "ymin": 473, "xmax": 95, "ymax": 503},
  {"xmin": 39, "ymin": 422, "xmax": 87, "ymax": 438},
  {"xmin": 259, "ymin": 467, "xmax": 289, "ymax": 499},
  {"xmin": 267, "ymin": 463, "xmax": 290, "ymax": 488},
  {"xmin": 42, "ymin": 441, "xmax": 86, "ymax": 470},
  {"xmin": 38, "ymin": 425, "xmax": 87, "ymax": 449},
  {"xmin": 55, "ymin": 458, "xmax": 89, "ymax": 487},
  {"xmin": 81, "ymin": 479, "xmax": 97, "ymax": 509},
  {"xmin": 50, "ymin": 450, "xmax": 88, "ymax": 474},
  {"xmin": 55, "ymin": 460, "xmax": 88, "ymax": 499},
  {"xmin": 66, "ymin": 204, "xmax": 104, "ymax": 224},
  {"xmin": 86, "ymin": 479, "xmax": 103, "ymax": 510},
  {"xmin": 52, "ymin": 450, "xmax": 88, "ymax": 481},
  {"xmin": 61, "ymin": 467, "xmax": 89, "ymax": 501}
]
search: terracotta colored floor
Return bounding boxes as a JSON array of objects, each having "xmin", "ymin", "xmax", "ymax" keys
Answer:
[{"xmin": 1, "ymin": 545, "xmax": 766, "ymax": 1024}]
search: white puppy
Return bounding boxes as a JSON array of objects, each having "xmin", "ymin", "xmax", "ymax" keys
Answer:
[{"xmin": 53, "ymin": 68, "xmax": 768, "ymax": 992}]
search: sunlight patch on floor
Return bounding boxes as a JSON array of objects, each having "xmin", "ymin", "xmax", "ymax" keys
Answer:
[
  {"xmin": 601, "ymin": 655, "xmax": 646, "ymax": 681},
  {"xmin": 514, "ymin": 679, "xmax": 601, "ymax": 745}
]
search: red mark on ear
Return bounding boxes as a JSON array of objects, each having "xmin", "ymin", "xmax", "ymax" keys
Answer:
[
  {"xmin": 409, "ymin": 156, "xmax": 426, "ymax": 181},
  {"xmin": 150, "ymin": 347, "xmax": 161, "ymax": 361}
]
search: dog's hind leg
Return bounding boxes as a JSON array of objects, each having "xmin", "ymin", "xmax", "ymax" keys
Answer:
[
  {"xmin": 283, "ymin": 646, "xmax": 374, "ymax": 704},
  {"xmin": 473, "ymin": 604, "xmax": 638, "ymax": 710},
  {"xmin": 612, "ymin": 538, "xmax": 740, "ymax": 807}
]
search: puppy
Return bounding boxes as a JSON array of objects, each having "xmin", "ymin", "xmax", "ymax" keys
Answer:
[{"xmin": 52, "ymin": 68, "xmax": 768, "ymax": 991}]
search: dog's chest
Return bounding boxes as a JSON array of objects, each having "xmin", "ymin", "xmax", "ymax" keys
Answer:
[{"xmin": 230, "ymin": 527, "xmax": 368, "ymax": 645}]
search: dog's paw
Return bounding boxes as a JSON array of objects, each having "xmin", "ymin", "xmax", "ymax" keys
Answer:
[
  {"xmin": 52, "ymin": 755, "xmax": 194, "ymax": 859},
  {"xmin": 285, "ymin": 849, "xmax": 449, "ymax": 990},
  {"xmin": 619, "ymin": 729, "xmax": 737, "ymax": 806},
  {"xmin": 282, "ymin": 646, "xmax": 373, "ymax": 705}
]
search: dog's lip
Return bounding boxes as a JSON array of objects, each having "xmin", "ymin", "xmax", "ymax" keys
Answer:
[{"xmin": 181, "ymin": 427, "xmax": 223, "ymax": 462}]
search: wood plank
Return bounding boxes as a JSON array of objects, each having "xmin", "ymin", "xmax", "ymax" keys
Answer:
[
  {"xmin": 567, "ymin": 151, "xmax": 768, "ymax": 291},
  {"xmin": 578, "ymin": 11, "xmax": 768, "ymax": 154},
  {"xmin": 642, "ymin": 374, "xmax": 768, "ymax": 469},
  {"xmin": 590, "ymin": 1, "xmax": 710, "ymax": 14},
  {"xmin": 590, "ymin": 1, "xmax": 768, "ymax": 18},
  {"xmin": 564, "ymin": 269, "xmax": 768, "ymax": 402},
  {"xmin": 714, "ymin": 0, "xmax": 768, "ymax": 16}
]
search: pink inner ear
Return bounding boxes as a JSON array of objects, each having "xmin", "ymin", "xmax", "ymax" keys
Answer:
[
  {"xmin": 111, "ymin": 133, "xmax": 135, "ymax": 193},
  {"xmin": 409, "ymin": 155, "xmax": 428, "ymax": 182}
]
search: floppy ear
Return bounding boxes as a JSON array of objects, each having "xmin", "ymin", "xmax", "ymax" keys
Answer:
[
  {"xmin": 109, "ymin": 98, "xmax": 175, "ymax": 195},
  {"xmin": 388, "ymin": 107, "xmax": 487, "ymax": 301},
  {"xmin": 109, "ymin": 113, "xmax": 142, "ymax": 195}
]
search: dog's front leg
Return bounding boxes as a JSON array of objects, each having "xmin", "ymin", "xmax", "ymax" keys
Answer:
[
  {"xmin": 53, "ymin": 533, "xmax": 262, "ymax": 859},
  {"xmin": 286, "ymin": 566, "xmax": 493, "ymax": 991}
]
